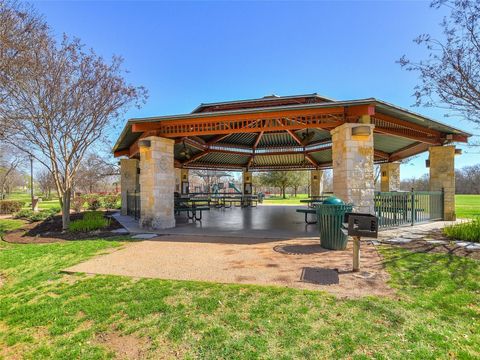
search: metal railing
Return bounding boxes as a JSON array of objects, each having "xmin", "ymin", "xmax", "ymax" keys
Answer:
[
  {"xmin": 374, "ymin": 190, "xmax": 443, "ymax": 229},
  {"xmin": 126, "ymin": 191, "xmax": 141, "ymax": 220}
]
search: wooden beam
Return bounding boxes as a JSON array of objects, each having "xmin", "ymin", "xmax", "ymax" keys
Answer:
[
  {"xmin": 374, "ymin": 112, "xmax": 441, "ymax": 138},
  {"xmin": 345, "ymin": 104, "xmax": 375, "ymax": 117},
  {"xmin": 206, "ymin": 134, "xmax": 231, "ymax": 145},
  {"xmin": 247, "ymin": 155, "xmax": 254, "ymax": 168},
  {"xmin": 131, "ymin": 106, "xmax": 345, "ymax": 136},
  {"xmin": 449, "ymin": 133, "xmax": 469, "ymax": 143},
  {"xmin": 305, "ymin": 154, "xmax": 319, "ymax": 167},
  {"xmin": 374, "ymin": 149, "xmax": 390, "ymax": 160},
  {"xmin": 389, "ymin": 142, "xmax": 431, "ymax": 162},
  {"xmin": 181, "ymin": 151, "xmax": 210, "ymax": 165},
  {"xmin": 113, "ymin": 149, "xmax": 129, "ymax": 157},
  {"xmin": 253, "ymin": 132, "xmax": 264, "ymax": 149},
  {"xmin": 286, "ymin": 129, "xmax": 304, "ymax": 146},
  {"xmin": 374, "ymin": 127, "xmax": 442, "ymax": 145}
]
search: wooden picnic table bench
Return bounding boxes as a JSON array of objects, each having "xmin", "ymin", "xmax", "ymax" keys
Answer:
[
  {"xmin": 296, "ymin": 208, "xmax": 318, "ymax": 224},
  {"xmin": 174, "ymin": 205, "xmax": 210, "ymax": 221}
]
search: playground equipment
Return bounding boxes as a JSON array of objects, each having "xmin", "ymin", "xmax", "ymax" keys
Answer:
[{"xmin": 228, "ymin": 182, "xmax": 241, "ymax": 194}]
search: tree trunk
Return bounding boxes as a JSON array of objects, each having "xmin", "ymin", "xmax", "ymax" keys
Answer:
[
  {"xmin": 61, "ymin": 188, "xmax": 71, "ymax": 230},
  {"xmin": 282, "ymin": 187, "xmax": 286, "ymax": 199}
]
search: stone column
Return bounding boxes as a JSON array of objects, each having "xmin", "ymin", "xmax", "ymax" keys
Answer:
[
  {"xmin": 380, "ymin": 162, "xmax": 400, "ymax": 192},
  {"xmin": 174, "ymin": 168, "xmax": 181, "ymax": 193},
  {"xmin": 331, "ymin": 123, "xmax": 375, "ymax": 214},
  {"xmin": 429, "ymin": 145, "xmax": 456, "ymax": 221},
  {"xmin": 310, "ymin": 170, "xmax": 324, "ymax": 197},
  {"xmin": 242, "ymin": 170, "xmax": 252, "ymax": 194},
  {"xmin": 120, "ymin": 158, "xmax": 139, "ymax": 216},
  {"xmin": 180, "ymin": 169, "xmax": 189, "ymax": 194},
  {"xmin": 139, "ymin": 136, "xmax": 175, "ymax": 229}
]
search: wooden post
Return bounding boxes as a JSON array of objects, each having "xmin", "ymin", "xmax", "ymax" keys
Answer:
[{"xmin": 353, "ymin": 236, "xmax": 360, "ymax": 272}]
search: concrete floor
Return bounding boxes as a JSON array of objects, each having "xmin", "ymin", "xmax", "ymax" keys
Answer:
[
  {"xmin": 116, "ymin": 205, "xmax": 319, "ymax": 240},
  {"xmin": 64, "ymin": 235, "xmax": 392, "ymax": 297}
]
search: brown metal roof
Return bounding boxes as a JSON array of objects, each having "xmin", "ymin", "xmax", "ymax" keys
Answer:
[{"xmin": 113, "ymin": 94, "xmax": 471, "ymax": 171}]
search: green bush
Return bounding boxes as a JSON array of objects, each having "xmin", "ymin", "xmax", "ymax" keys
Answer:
[
  {"xmin": 68, "ymin": 211, "xmax": 110, "ymax": 232},
  {"xmin": 103, "ymin": 194, "xmax": 120, "ymax": 210},
  {"xmin": 14, "ymin": 208, "xmax": 59, "ymax": 222},
  {"xmin": 0, "ymin": 200, "xmax": 25, "ymax": 214},
  {"xmin": 443, "ymin": 218, "xmax": 480, "ymax": 243},
  {"xmin": 84, "ymin": 195, "xmax": 102, "ymax": 211}
]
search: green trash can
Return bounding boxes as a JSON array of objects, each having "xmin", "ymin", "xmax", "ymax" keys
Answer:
[{"xmin": 316, "ymin": 202, "xmax": 353, "ymax": 250}]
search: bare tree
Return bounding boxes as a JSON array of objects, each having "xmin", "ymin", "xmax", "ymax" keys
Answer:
[
  {"xmin": 0, "ymin": 143, "xmax": 24, "ymax": 199},
  {"xmin": 0, "ymin": 0, "xmax": 49, "ymax": 104},
  {"xmin": 0, "ymin": 2, "xmax": 147, "ymax": 229},
  {"xmin": 75, "ymin": 152, "xmax": 119, "ymax": 194},
  {"xmin": 399, "ymin": 0, "xmax": 480, "ymax": 126},
  {"xmin": 37, "ymin": 168, "xmax": 55, "ymax": 199}
]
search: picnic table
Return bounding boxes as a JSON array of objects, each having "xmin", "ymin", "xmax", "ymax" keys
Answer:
[
  {"xmin": 299, "ymin": 199, "xmax": 324, "ymax": 208},
  {"xmin": 295, "ymin": 208, "xmax": 317, "ymax": 224},
  {"xmin": 211, "ymin": 194, "xmax": 258, "ymax": 208}
]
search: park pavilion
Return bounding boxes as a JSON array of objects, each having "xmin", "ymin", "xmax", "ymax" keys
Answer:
[{"xmin": 113, "ymin": 93, "xmax": 470, "ymax": 230}]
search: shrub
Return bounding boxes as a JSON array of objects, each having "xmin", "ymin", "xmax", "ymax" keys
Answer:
[
  {"xmin": 0, "ymin": 200, "xmax": 25, "ymax": 214},
  {"xmin": 14, "ymin": 208, "xmax": 58, "ymax": 222},
  {"xmin": 443, "ymin": 218, "xmax": 480, "ymax": 243},
  {"xmin": 71, "ymin": 197, "xmax": 86, "ymax": 213},
  {"xmin": 84, "ymin": 195, "xmax": 102, "ymax": 211},
  {"xmin": 103, "ymin": 194, "xmax": 120, "ymax": 210},
  {"xmin": 14, "ymin": 209, "xmax": 34, "ymax": 219},
  {"xmin": 68, "ymin": 211, "xmax": 110, "ymax": 232}
]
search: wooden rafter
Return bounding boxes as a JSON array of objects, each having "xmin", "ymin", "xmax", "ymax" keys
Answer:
[
  {"xmin": 286, "ymin": 129, "xmax": 304, "ymax": 146},
  {"xmin": 206, "ymin": 134, "xmax": 231, "ymax": 145},
  {"xmin": 182, "ymin": 151, "xmax": 210, "ymax": 165},
  {"xmin": 389, "ymin": 142, "xmax": 431, "ymax": 162},
  {"xmin": 130, "ymin": 105, "xmax": 349, "ymax": 137},
  {"xmin": 374, "ymin": 149, "xmax": 390, "ymax": 160},
  {"xmin": 253, "ymin": 131, "xmax": 264, "ymax": 149},
  {"xmin": 372, "ymin": 114, "xmax": 443, "ymax": 145},
  {"xmin": 305, "ymin": 154, "xmax": 319, "ymax": 167}
]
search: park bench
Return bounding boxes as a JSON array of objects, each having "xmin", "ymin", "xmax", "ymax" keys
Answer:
[
  {"xmin": 296, "ymin": 208, "xmax": 318, "ymax": 224},
  {"xmin": 174, "ymin": 205, "xmax": 210, "ymax": 221}
]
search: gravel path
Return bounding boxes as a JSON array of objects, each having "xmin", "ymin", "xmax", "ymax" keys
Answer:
[{"xmin": 64, "ymin": 235, "xmax": 392, "ymax": 298}]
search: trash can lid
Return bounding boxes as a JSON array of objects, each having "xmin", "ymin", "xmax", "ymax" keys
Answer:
[{"xmin": 322, "ymin": 196, "xmax": 344, "ymax": 205}]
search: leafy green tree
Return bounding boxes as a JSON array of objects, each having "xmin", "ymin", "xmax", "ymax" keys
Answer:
[{"xmin": 257, "ymin": 171, "xmax": 307, "ymax": 199}]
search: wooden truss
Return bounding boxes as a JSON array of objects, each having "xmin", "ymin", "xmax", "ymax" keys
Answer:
[{"xmin": 114, "ymin": 102, "xmax": 468, "ymax": 169}]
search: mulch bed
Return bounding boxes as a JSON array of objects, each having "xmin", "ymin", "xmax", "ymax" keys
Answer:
[{"xmin": 2, "ymin": 211, "xmax": 125, "ymax": 244}]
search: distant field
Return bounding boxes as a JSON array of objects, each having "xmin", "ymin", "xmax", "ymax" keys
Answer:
[
  {"xmin": 263, "ymin": 193, "xmax": 480, "ymax": 218},
  {"xmin": 4, "ymin": 191, "xmax": 60, "ymax": 210},
  {"xmin": 262, "ymin": 193, "xmax": 309, "ymax": 205},
  {"xmin": 455, "ymin": 194, "xmax": 480, "ymax": 219}
]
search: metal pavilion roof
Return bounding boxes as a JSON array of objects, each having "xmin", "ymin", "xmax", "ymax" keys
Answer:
[{"xmin": 113, "ymin": 94, "xmax": 471, "ymax": 171}]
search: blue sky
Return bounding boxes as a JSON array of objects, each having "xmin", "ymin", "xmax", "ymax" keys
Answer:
[{"xmin": 32, "ymin": 0, "xmax": 479, "ymax": 179}]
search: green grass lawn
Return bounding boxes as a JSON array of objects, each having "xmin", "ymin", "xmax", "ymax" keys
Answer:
[
  {"xmin": 456, "ymin": 195, "xmax": 480, "ymax": 219},
  {"xmin": 0, "ymin": 219, "xmax": 25, "ymax": 235},
  {"xmin": 264, "ymin": 193, "xmax": 480, "ymax": 218},
  {"xmin": 262, "ymin": 193, "xmax": 309, "ymax": 205},
  {"xmin": 0, "ymin": 237, "xmax": 478, "ymax": 359},
  {"xmin": 4, "ymin": 191, "xmax": 60, "ymax": 211}
]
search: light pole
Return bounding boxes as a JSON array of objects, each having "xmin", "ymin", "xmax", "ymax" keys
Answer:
[{"xmin": 29, "ymin": 154, "xmax": 34, "ymax": 211}]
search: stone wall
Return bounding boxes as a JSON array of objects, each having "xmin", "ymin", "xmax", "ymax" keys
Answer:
[
  {"xmin": 331, "ymin": 123, "xmax": 375, "ymax": 214},
  {"xmin": 310, "ymin": 170, "xmax": 324, "ymax": 196},
  {"xmin": 120, "ymin": 158, "xmax": 139, "ymax": 215},
  {"xmin": 380, "ymin": 162, "xmax": 400, "ymax": 192},
  {"xmin": 139, "ymin": 136, "xmax": 175, "ymax": 229},
  {"xmin": 242, "ymin": 170, "xmax": 252, "ymax": 194},
  {"xmin": 429, "ymin": 145, "xmax": 456, "ymax": 221}
]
